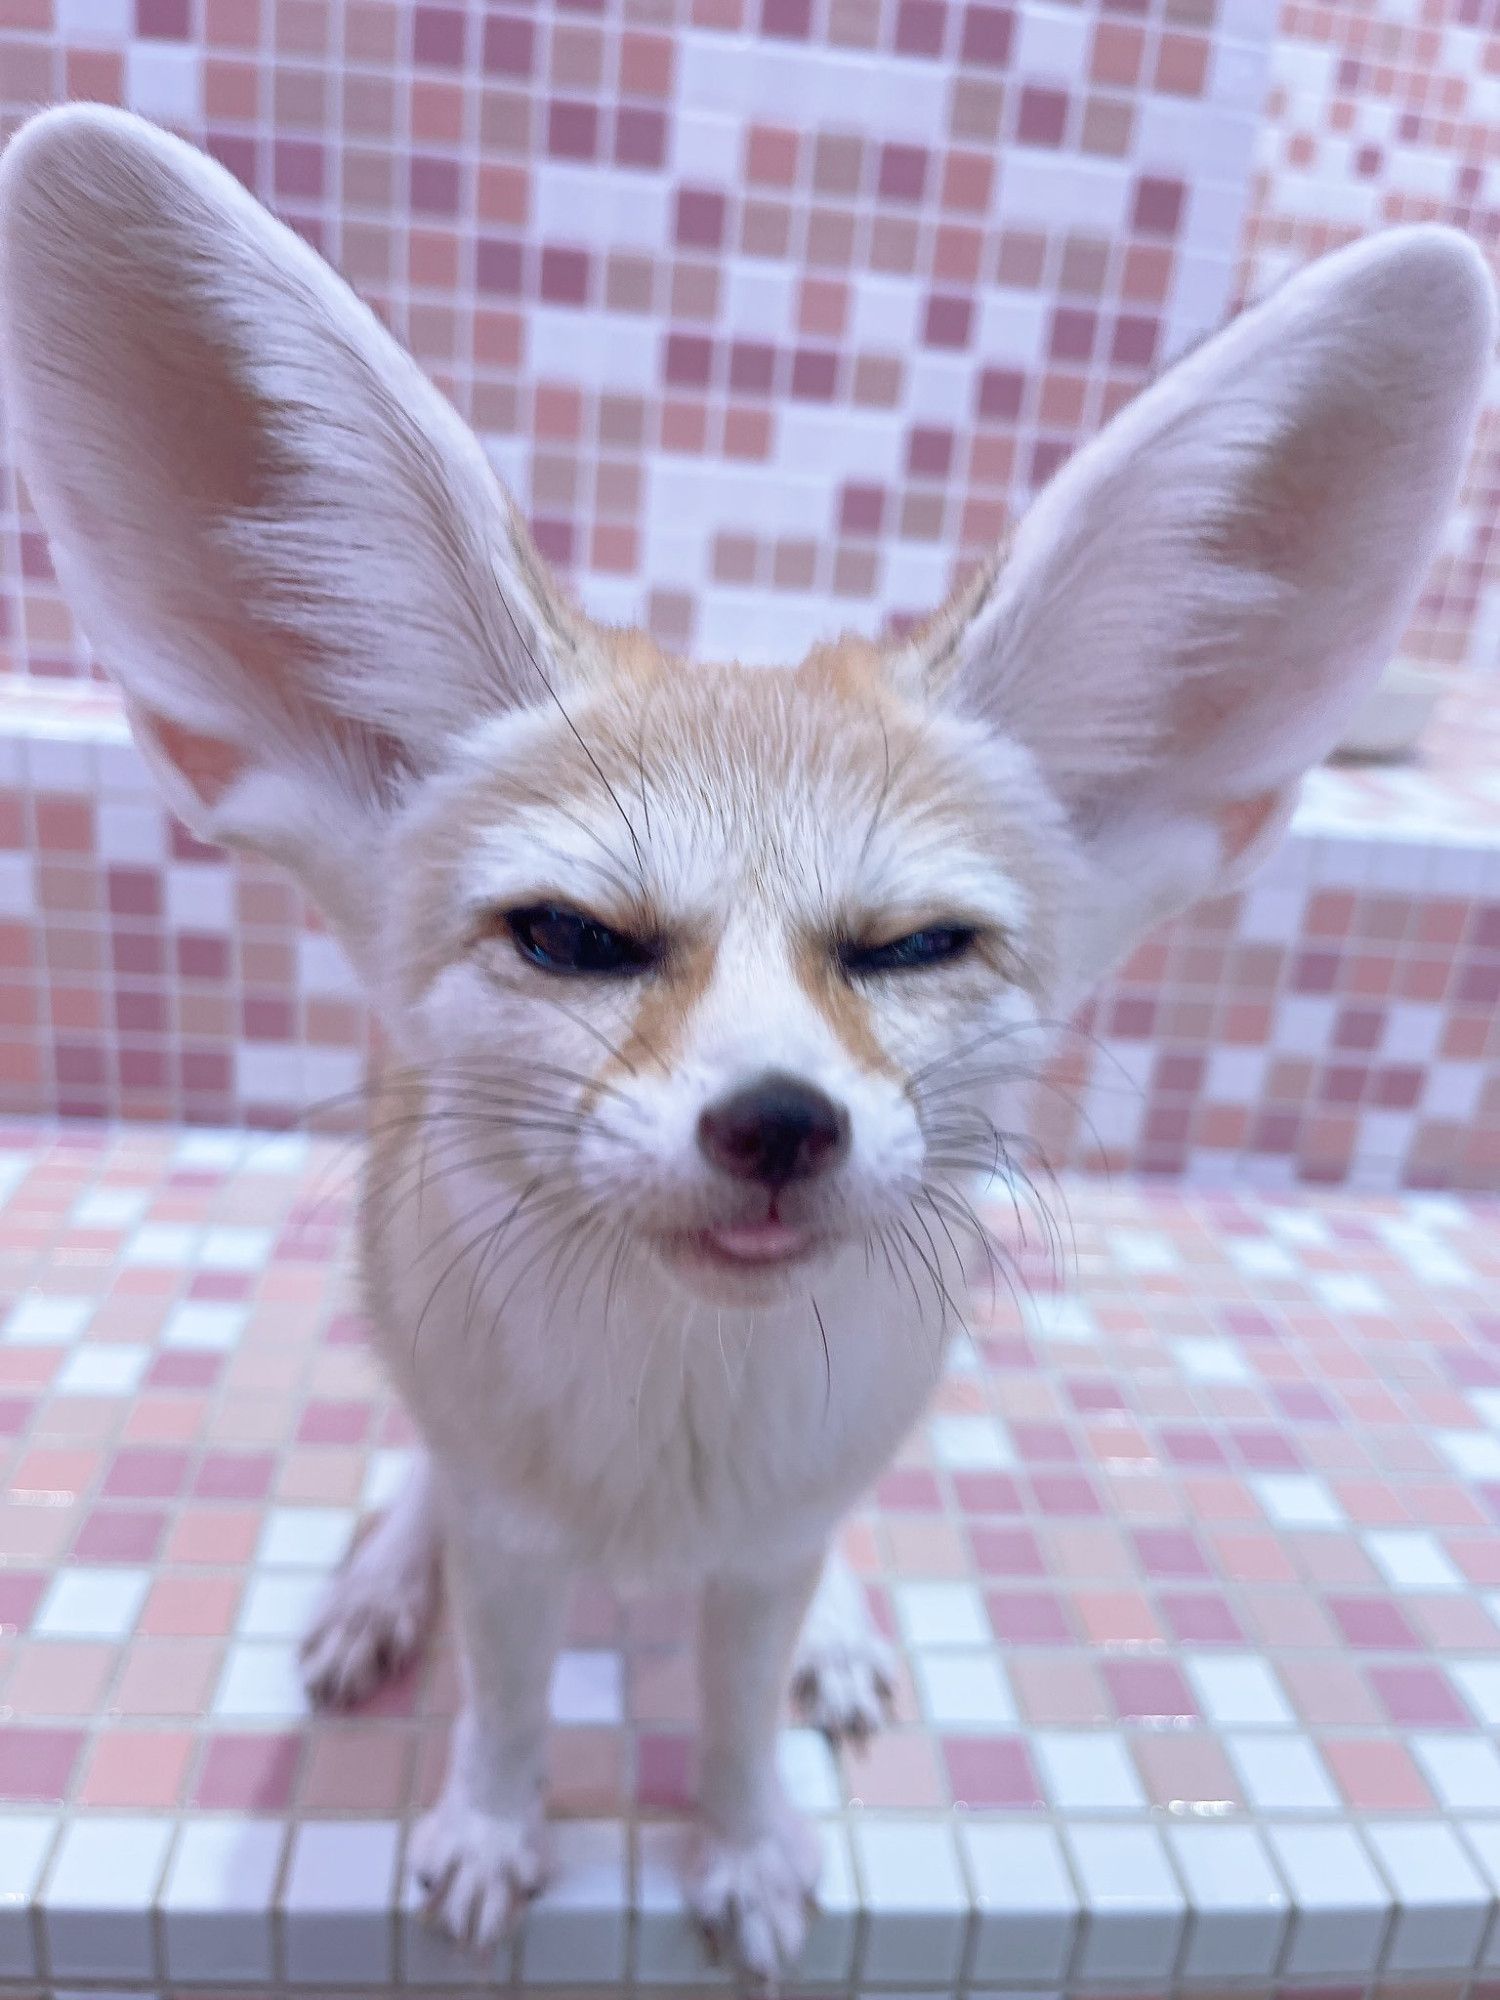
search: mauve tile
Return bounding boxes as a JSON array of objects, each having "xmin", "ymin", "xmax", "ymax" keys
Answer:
[
  {"xmin": 194, "ymin": 1731, "xmax": 303, "ymax": 1810},
  {"xmin": 1158, "ymin": 1592, "xmax": 1246, "ymax": 1645},
  {"xmin": 73, "ymin": 1507, "xmax": 167, "ymax": 1564},
  {"xmin": 1328, "ymin": 1596, "xmax": 1422, "ymax": 1651},
  {"xmin": 959, "ymin": 1, "xmax": 1012, "ymax": 64},
  {"xmin": 943, "ymin": 1735, "xmax": 1043, "ymax": 1808},
  {"xmin": 635, "ymin": 1732, "xmax": 695, "ymax": 1810},
  {"xmin": 0, "ymin": 1726, "xmax": 84, "ymax": 1803},
  {"xmin": 0, "ymin": 1570, "xmax": 47, "ymax": 1630},
  {"xmin": 1104, "ymin": 1659, "xmax": 1198, "ymax": 1722},
  {"xmin": 988, "ymin": 1590, "xmax": 1073, "ymax": 1645},
  {"xmin": 1368, "ymin": 1664, "xmax": 1470, "ymax": 1728}
]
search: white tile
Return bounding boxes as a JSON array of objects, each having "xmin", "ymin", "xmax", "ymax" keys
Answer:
[
  {"xmin": 240, "ymin": 1133, "xmax": 310, "ymax": 1174},
  {"xmin": 161, "ymin": 1302, "xmax": 249, "ymax": 1351},
  {"xmin": 892, "ymin": 1580, "xmax": 990, "ymax": 1649},
  {"xmin": 800, "ymin": 1822, "xmax": 859, "ymax": 1985},
  {"xmin": 1065, "ymin": 1824, "xmax": 1185, "ymax": 1984},
  {"xmin": 1227, "ymin": 1732, "xmax": 1338, "ymax": 1813},
  {"xmin": 362, "ymin": 1447, "xmax": 416, "ymax": 1511},
  {"xmin": 1252, "ymin": 1472, "xmax": 1346, "ymax": 1528},
  {"xmin": 853, "ymin": 1819, "xmax": 969, "ymax": 1984},
  {"xmin": 1459, "ymin": 1822, "xmax": 1500, "ymax": 1968},
  {"xmin": 1365, "ymin": 1821, "xmax": 1490, "ymax": 1974},
  {"xmin": 927, "ymin": 1414, "xmax": 1013, "ymax": 1469},
  {"xmin": 124, "ymin": 1223, "xmax": 201, "ymax": 1266},
  {"xmin": 125, "ymin": 41, "xmax": 201, "ymax": 121},
  {"xmin": 212, "ymin": 1641, "xmax": 310, "ymax": 1721},
  {"xmin": 173, "ymin": 1130, "xmax": 246, "ymax": 1168},
  {"xmin": 963, "ymin": 1823, "xmax": 1079, "ymax": 1984},
  {"xmin": 42, "ymin": 1818, "xmax": 174, "ymax": 1980},
  {"xmin": 633, "ymin": 1823, "xmax": 731, "ymax": 1985},
  {"xmin": 256, "ymin": 1506, "xmax": 356, "ymax": 1570},
  {"xmin": 1107, "ymin": 1228, "xmax": 1179, "ymax": 1274},
  {"xmin": 1034, "ymin": 1731, "xmax": 1145, "ymax": 1813},
  {"xmin": 1167, "ymin": 1824, "xmax": 1288, "ymax": 1981},
  {"xmin": 1364, "ymin": 1529, "xmax": 1465, "ymax": 1593},
  {"xmin": 281, "ymin": 1821, "xmax": 398, "ymax": 1984},
  {"xmin": 1412, "ymin": 1734, "xmax": 1500, "ymax": 1813},
  {"xmin": 199, "ymin": 1226, "xmax": 275, "ymax": 1270},
  {"xmin": 160, "ymin": 1821, "xmax": 286, "ymax": 1982},
  {"xmin": 1267, "ymin": 1823, "xmax": 1390, "ymax": 1978},
  {"xmin": 1451, "ymin": 1662, "xmax": 1500, "ymax": 1727},
  {"xmin": 1185, "ymin": 1654, "xmax": 1293, "ymax": 1728},
  {"xmin": 53, "ymin": 1343, "xmax": 150, "ymax": 1396},
  {"xmin": 0, "ymin": 1815, "xmax": 58, "ymax": 1978},
  {"xmin": 549, "ymin": 1649, "xmax": 624, "ymax": 1725},
  {"xmin": 237, "ymin": 1572, "xmax": 325, "ymax": 1640},
  {"xmin": 1170, "ymin": 1336, "xmax": 1252, "ymax": 1385},
  {"xmin": 35, "ymin": 1567, "xmax": 148, "ymax": 1640},
  {"xmin": 1437, "ymin": 1430, "xmax": 1500, "ymax": 1480},
  {"xmin": 1310, "ymin": 1271, "xmax": 1389, "ymax": 1314},
  {"xmin": 1021, "ymin": 1293, "xmax": 1096, "ymax": 1344},
  {"xmin": 514, "ymin": 1821, "xmax": 626, "ymax": 1984},
  {"xmin": 70, "ymin": 1187, "xmax": 148, "ymax": 1228},
  {"xmin": 912, "ymin": 1650, "xmax": 1017, "ymax": 1729},
  {"xmin": 3, "ymin": 1294, "xmax": 94, "ymax": 1344},
  {"xmin": 777, "ymin": 1728, "xmax": 841, "ymax": 1814}
]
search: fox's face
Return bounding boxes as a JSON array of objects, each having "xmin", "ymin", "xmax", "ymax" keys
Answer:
[
  {"xmin": 1, "ymin": 108, "xmax": 1491, "ymax": 1311},
  {"xmin": 390, "ymin": 646, "xmax": 1069, "ymax": 1300}
]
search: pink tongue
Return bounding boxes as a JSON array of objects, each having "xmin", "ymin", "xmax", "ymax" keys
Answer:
[{"xmin": 707, "ymin": 1222, "xmax": 807, "ymax": 1262}]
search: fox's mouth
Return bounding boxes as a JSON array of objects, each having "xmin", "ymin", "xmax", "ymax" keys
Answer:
[{"xmin": 655, "ymin": 1217, "xmax": 823, "ymax": 1281}]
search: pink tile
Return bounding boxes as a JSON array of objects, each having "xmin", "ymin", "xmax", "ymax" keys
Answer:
[{"xmin": 1323, "ymin": 1738, "xmax": 1436, "ymax": 1812}]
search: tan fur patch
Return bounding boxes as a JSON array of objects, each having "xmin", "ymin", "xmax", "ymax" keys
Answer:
[
  {"xmin": 791, "ymin": 935, "xmax": 900, "ymax": 1079},
  {"xmin": 585, "ymin": 933, "xmax": 717, "ymax": 1105}
]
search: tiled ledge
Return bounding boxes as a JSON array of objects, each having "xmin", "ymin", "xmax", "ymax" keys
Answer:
[
  {"xmin": 7, "ymin": 1124, "xmax": 1500, "ymax": 1991},
  {"xmin": 0, "ymin": 675, "xmax": 1496, "ymax": 1185}
]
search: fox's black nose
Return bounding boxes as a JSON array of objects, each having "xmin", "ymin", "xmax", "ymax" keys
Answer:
[{"xmin": 698, "ymin": 1073, "xmax": 850, "ymax": 1187}]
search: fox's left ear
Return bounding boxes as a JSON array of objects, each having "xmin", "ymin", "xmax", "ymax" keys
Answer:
[{"xmin": 913, "ymin": 227, "xmax": 1495, "ymax": 993}]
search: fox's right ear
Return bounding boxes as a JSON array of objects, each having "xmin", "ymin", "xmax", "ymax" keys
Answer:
[{"xmin": 0, "ymin": 106, "xmax": 582, "ymax": 967}]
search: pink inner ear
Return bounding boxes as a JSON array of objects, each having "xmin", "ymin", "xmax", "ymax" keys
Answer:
[{"xmin": 140, "ymin": 708, "xmax": 246, "ymax": 810}]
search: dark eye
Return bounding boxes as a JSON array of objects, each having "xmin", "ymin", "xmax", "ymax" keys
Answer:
[
  {"xmin": 504, "ymin": 904, "xmax": 659, "ymax": 977},
  {"xmin": 839, "ymin": 926, "xmax": 977, "ymax": 976}
]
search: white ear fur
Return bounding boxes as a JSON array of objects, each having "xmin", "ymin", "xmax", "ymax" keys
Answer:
[
  {"xmin": 0, "ymin": 106, "xmax": 576, "ymax": 964},
  {"xmin": 917, "ymin": 227, "xmax": 1495, "ymax": 991}
]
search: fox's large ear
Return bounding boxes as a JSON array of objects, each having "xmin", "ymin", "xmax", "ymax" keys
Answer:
[
  {"xmin": 913, "ymin": 227, "xmax": 1494, "ymax": 995},
  {"xmin": 0, "ymin": 106, "xmax": 580, "ymax": 968}
]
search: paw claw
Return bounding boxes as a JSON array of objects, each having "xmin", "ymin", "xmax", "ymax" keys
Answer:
[
  {"xmin": 299, "ymin": 1540, "xmax": 437, "ymax": 1709},
  {"xmin": 791, "ymin": 1631, "xmax": 897, "ymax": 1746},
  {"xmin": 410, "ymin": 1802, "xmax": 545, "ymax": 1956},
  {"xmin": 688, "ymin": 1809, "xmax": 820, "ymax": 1982}
]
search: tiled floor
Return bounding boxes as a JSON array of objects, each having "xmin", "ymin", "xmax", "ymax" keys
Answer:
[{"xmin": 8, "ymin": 1121, "xmax": 1500, "ymax": 1988}]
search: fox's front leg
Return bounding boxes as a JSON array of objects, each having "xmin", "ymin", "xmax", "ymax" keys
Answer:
[
  {"xmin": 690, "ymin": 1548, "xmax": 825, "ymax": 1979},
  {"xmin": 412, "ymin": 1499, "xmax": 572, "ymax": 1952}
]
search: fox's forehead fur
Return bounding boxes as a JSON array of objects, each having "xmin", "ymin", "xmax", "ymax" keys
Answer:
[{"xmin": 395, "ymin": 636, "xmax": 1067, "ymax": 1022}]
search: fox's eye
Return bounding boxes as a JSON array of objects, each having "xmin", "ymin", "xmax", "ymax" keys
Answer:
[
  {"xmin": 504, "ymin": 904, "xmax": 659, "ymax": 977},
  {"xmin": 839, "ymin": 926, "xmax": 978, "ymax": 976}
]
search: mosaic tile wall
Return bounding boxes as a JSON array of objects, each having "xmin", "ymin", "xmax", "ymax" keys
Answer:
[
  {"xmin": 0, "ymin": 0, "xmax": 1496, "ymax": 680},
  {"xmin": 3, "ymin": 0, "xmax": 1493, "ymax": 681},
  {"xmin": 0, "ymin": 686, "xmax": 1493, "ymax": 1191},
  {"xmin": 1237, "ymin": 0, "xmax": 1500, "ymax": 678},
  {"xmin": 8, "ymin": 1131, "xmax": 1500, "ymax": 1986}
]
